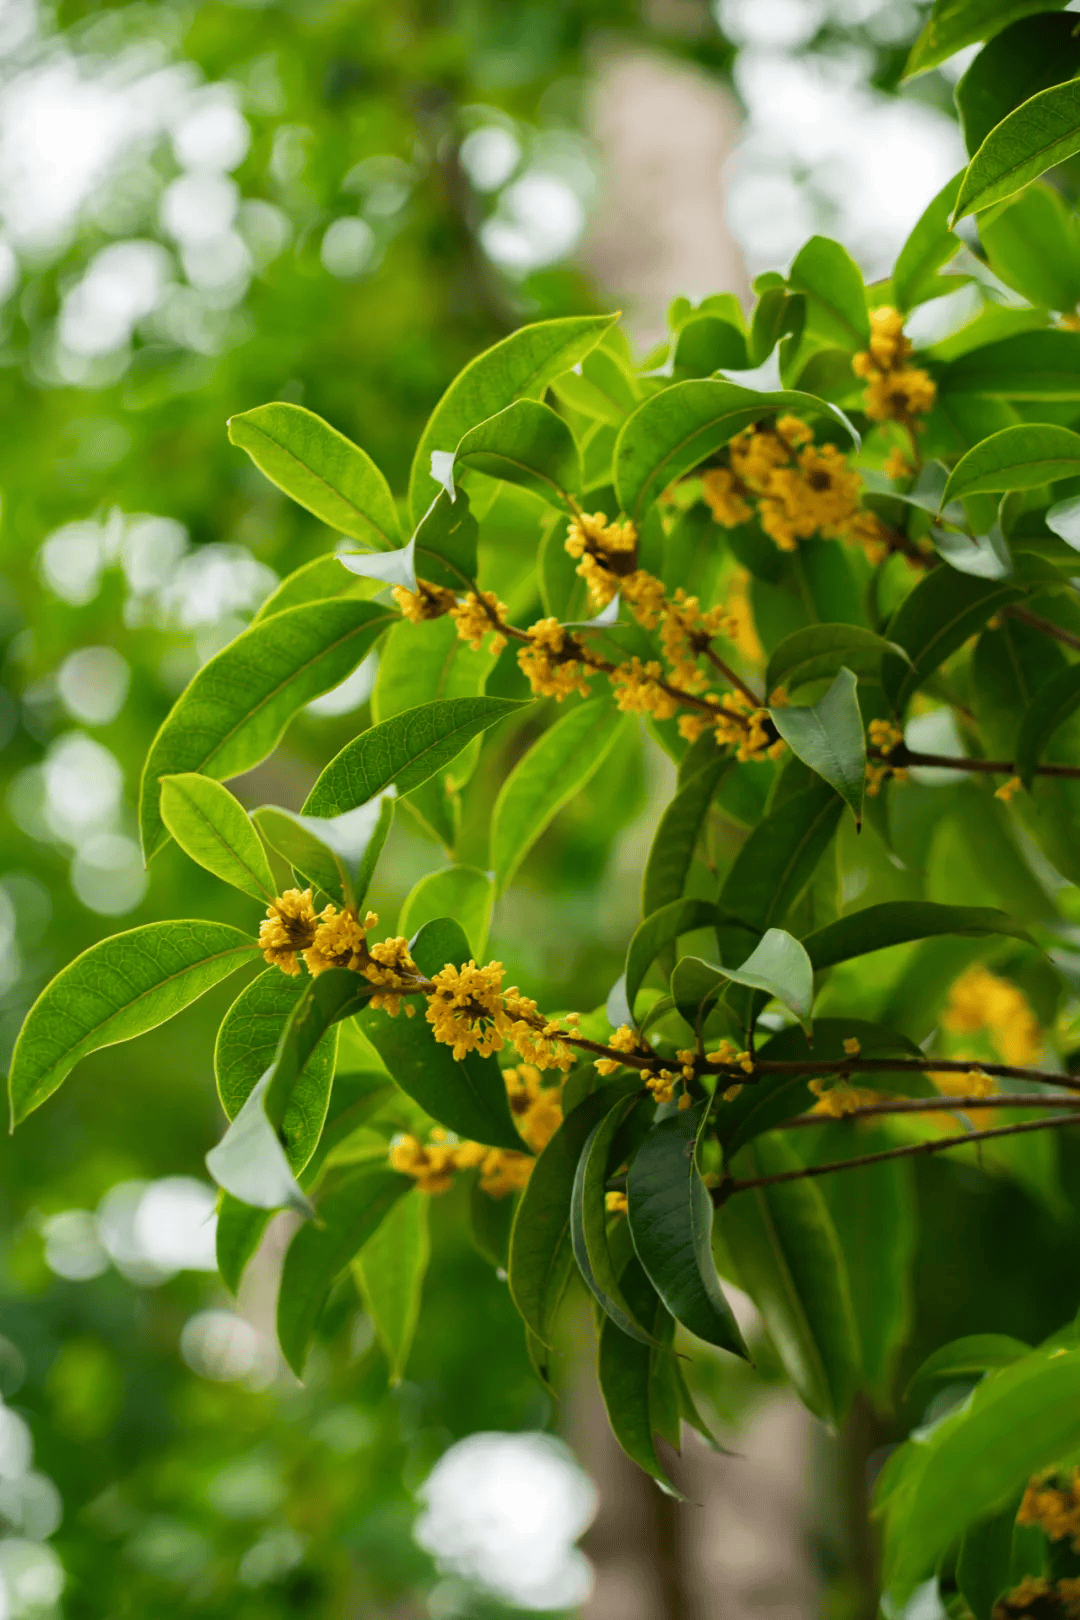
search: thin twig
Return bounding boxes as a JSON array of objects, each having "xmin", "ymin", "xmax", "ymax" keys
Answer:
[
  {"xmin": 779, "ymin": 1094, "xmax": 1080, "ymax": 1124},
  {"xmin": 1006, "ymin": 604, "xmax": 1080, "ymax": 656},
  {"xmin": 752, "ymin": 1056, "xmax": 1080, "ymax": 1093},
  {"xmin": 700, "ymin": 642, "xmax": 762, "ymax": 708},
  {"xmin": 881, "ymin": 745, "xmax": 1080, "ymax": 781}
]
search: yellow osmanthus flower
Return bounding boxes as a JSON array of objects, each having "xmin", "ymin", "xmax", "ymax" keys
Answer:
[
  {"xmin": 808, "ymin": 1079, "xmax": 885, "ymax": 1117},
  {"xmin": 392, "ymin": 579, "xmax": 457, "ymax": 623},
  {"xmin": 708, "ymin": 1039, "xmax": 753, "ymax": 1074},
  {"xmin": 425, "ymin": 959, "xmax": 513, "ymax": 1060},
  {"xmin": 701, "ymin": 467, "xmax": 752, "ymax": 527},
  {"xmin": 646, "ymin": 1069, "xmax": 679, "ymax": 1104},
  {"xmin": 1018, "ymin": 1469, "xmax": 1080, "ymax": 1552},
  {"xmin": 450, "ymin": 589, "xmax": 508, "ymax": 653},
  {"xmin": 503, "ymin": 991, "xmax": 576, "ymax": 1072},
  {"xmin": 505, "ymin": 1063, "xmax": 564, "ymax": 1154},
  {"xmin": 611, "ymin": 656, "xmax": 679, "ymax": 721},
  {"xmin": 565, "ymin": 510, "xmax": 638, "ymax": 610},
  {"xmin": 996, "ymin": 774, "xmax": 1024, "ymax": 803},
  {"xmin": 389, "ymin": 1132, "xmax": 461, "ymax": 1195},
  {"xmin": 303, "ymin": 906, "xmax": 379, "ymax": 976},
  {"xmin": 852, "ymin": 307, "xmax": 937, "ymax": 424},
  {"xmin": 517, "ymin": 617, "xmax": 593, "ymax": 700},
  {"xmin": 259, "ymin": 889, "xmax": 320, "ymax": 976},
  {"xmin": 595, "ymin": 1022, "xmax": 640, "ymax": 1076},
  {"xmin": 659, "ymin": 590, "xmax": 737, "ymax": 693},
  {"xmin": 712, "ymin": 690, "xmax": 785, "ymax": 763},
  {"xmin": 605, "ymin": 1190, "xmax": 628, "ymax": 1215},
  {"xmin": 884, "ymin": 446, "xmax": 912, "ymax": 482},
  {"xmin": 364, "ymin": 935, "xmax": 418, "ymax": 1016},
  {"xmin": 942, "ymin": 965, "xmax": 1042, "ymax": 1067},
  {"xmin": 866, "ymin": 717, "xmax": 908, "ymax": 797}
]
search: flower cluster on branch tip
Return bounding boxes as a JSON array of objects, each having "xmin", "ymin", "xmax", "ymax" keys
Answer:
[
  {"xmin": 852, "ymin": 306, "xmax": 937, "ymax": 428},
  {"xmin": 389, "ymin": 1065, "xmax": 564, "ymax": 1199}
]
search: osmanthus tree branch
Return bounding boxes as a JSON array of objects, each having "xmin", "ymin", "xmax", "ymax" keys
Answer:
[
  {"xmin": 712, "ymin": 1111, "xmax": 1080, "ymax": 1203},
  {"xmin": 876, "ymin": 744, "xmax": 1080, "ymax": 781},
  {"xmin": 749, "ymin": 1055, "xmax": 1080, "ymax": 1093},
  {"xmin": 779, "ymin": 1093, "xmax": 1080, "ymax": 1123},
  {"xmin": 698, "ymin": 641, "xmax": 763, "ymax": 708},
  {"xmin": 1005, "ymin": 604, "xmax": 1080, "ymax": 656}
]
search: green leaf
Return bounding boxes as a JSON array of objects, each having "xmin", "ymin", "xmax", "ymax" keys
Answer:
[
  {"xmin": 215, "ymin": 966, "xmax": 340, "ymax": 1172},
  {"xmin": 408, "ymin": 313, "xmax": 616, "ymax": 522},
  {"xmin": 905, "ymin": 0, "xmax": 1068, "ymax": 79},
  {"xmin": 596, "ymin": 1255, "xmax": 684, "ymax": 1494},
  {"xmin": 452, "ymin": 400, "xmax": 581, "ymax": 511},
  {"xmin": 933, "ymin": 522, "xmax": 1013, "ymax": 580},
  {"xmin": 508, "ymin": 1078, "xmax": 640, "ymax": 1343},
  {"xmin": 354, "ymin": 917, "xmax": 524, "ymax": 1151},
  {"xmin": 571, "ymin": 1095, "xmax": 657, "ymax": 1344},
  {"xmin": 701, "ymin": 927, "xmax": 814, "ymax": 1030},
  {"xmin": 940, "ymin": 330, "xmax": 1080, "ymax": 400},
  {"xmin": 627, "ymin": 1102, "xmax": 748, "ymax": 1358},
  {"xmin": 770, "ymin": 668, "xmax": 865, "ymax": 826},
  {"xmin": 206, "ymin": 969, "xmax": 367, "ymax": 1214},
  {"xmin": 373, "ymin": 614, "xmax": 495, "ymax": 730},
  {"xmin": 943, "ymin": 424, "xmax": 1080, "ymax": 502},
  {"xmin": 140, "ymin": 599, "xmax": 396, "ymax": 861},
  {"xmin": 879, "ymin": 1345, "xmax": 1080, "ymax": 1603},
  {"xmin": 352, "ymin": 1187, "xmax": 429, "ymax": 1382},
  {"xmin": 277, "ymin": 1162, "xmax": 411, "ymax": 1375},
  {"xmin": 550, "ymin": 344, "xmax": 641, "ymax": 426},
  {"xmin": 748, "ymin": 285, "xmax": 804, "ymax": 367},
  {"xmin": 721, "ymin": 1135, "xmax": 860, "ymax": 1426},
  {"xmin": 881, "ymin": 564, "xmax": 1027, "ymax": 712},
  {"xmin": 979, "ymin": 186, "xmax": 1080, "ymax": 313},
  {"xmin": 957, "ymin": 1497, "xmax": 1040, "ymax": 1620},
  {"xmin": 957, "ymin": 12, "xmax": 1080, "ymax": 156},
  {"xmin": 9, "ymin": 921, "xmax": 260, "ymax": 1126},
  {"xmin": 671, "ymin": 315, "xmax": 748, "ymax": 377},
  {"xmin": 803, "ymin": 900, "xmax": 1031, "ymax": 971},
  {"xmin": 253, "ymin": 554, "xmax": 385, "ymax": 622},
  {"xmin": 215, "ymin": 1195, "xmax": 273, "ymax": 1296},
  {"xmin": 765, "ymin": 625, "xmax": 907, "ymax": 696},
  {"xmin": 490, "ymin": 699, "xmax": 628, "ymax": 894},
  {"xmin": 718, "ymin": 773, "xmax": 844, "ymax": 932},
  {"xmin": 1015, "ymin": 663, "xmax": 1080, "ymax": 787},
  {"xmin": 1047, "ymin": 493, "xmax": 1080, "ymax": 548},
  {"xmin": 624, "ymin": 897, "xmax": 717, "ymax": 1017},
  {"xmin": 408, "ymin": 487, "xmax": 480, "ymax": 590},
  {"xmin": 228, "ymin": 402, "xmax": 400, "ymax": 548},
  {"xmin": 159, "ymin": 774, "xmax": 276, "ymax": 902},
  {"xmin": 787, "ymin": 235, "xmax": 869, "ymax": 349},
  {"xmin": 614, "ymin": 380, "xmax": 855, "ymax": 525},
  {"xmin": 953, "ymin": 78, "xmax": 1080, "ymax": 222},
  {"xmin": 641, "ymin": 756, "xmax": 729, "ymax": 919},
  {"xmin": 905, "ymin": 1333, "xmax": 1032, "ymax": 1410},
  {"xmin": 253, "ymin": 796, "xmax": 393, "ymax": 910},
  {"xmin": 398, "ymin": 865, "xmax": 494, "ymax": 958},
  {"xmin": 304, "ymin": 696, "xmax": 525, "ymax": 817},
  {"xmin": 893, "ymin": 172, "xmax": 965, "ymax": 312}
]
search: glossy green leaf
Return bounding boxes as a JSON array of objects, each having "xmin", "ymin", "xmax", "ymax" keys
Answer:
[
  {"xmin": 252, "ymin": 554, "xmax": 386, "ymax": 622},
  {"xmin": 953, "ymin": 78, "xmax": 1080, "ymax": 222},
  {"xmin": 905, "ymin": 1333, "xmax": 1033, "ymax": 1409},
  {"xmin": 624, "ymin": 897, "xmax": 717, "ymax": 1016},
  {"xmin": 408, "ymin": 313, "xmax": 616, "ymax": 522},
  {"xmin": 714, "ymin": 927, "xmax": 814, "ymax": 1029},
  {"xmin": 1046, "ymin": 493, "xmax": 1080, "ymax": 548},
  {"xmin": 957, "ymin": 12, "xmax": 1080, "ymax": 155},
  {"xmin": 641, "ymin": 756, "xmax": 729, "ymax": 919},
  {"xmin": 571, "ymin": 1094, "xmax": 657, "ymax": 1344},
  {"xmin": 215, "ymin": 1195, "xmax": 274, "ymax": 1296},
  {"xmin": 206, "ymin": 969, "xmax": 366, "ymax": 1213},
  {"xmin": 718, "ymin": 773, "xmax": 843, "ymax": 931},
  {"xmin": 614, "ymin": 380, "xmax": 855, "ymax": 523},
  {"xmin": 159, "ymin": 773, "xmax": 276, "ymax": 902},
  {"xmin": 1014, "ymin": 663, "xmax": 1080, "ymax": 787},
  {"xmin": 787, "ymin": 235, "xmax": 869, "ymax": 349},
  {"xmin": 905, "ymin": 0, "xmax": 1068, "ymax": 79},
  {"xmin": 407, "ymin": 487, "xmax": 480, "ymax": 591},
  {"xmin": 881, "ymin": 564, "xmax": 1028, "ymax": 712},
  {"xmin": 277, "ymin": 1162, "xmax": 411, "ymax": 1375},
  {"xmin": 893, "ymin": 172, "xmax": 964, "ymax": 312},
  {"xmin": 398, "ymin": 865, "xmax": 494, "ymax": 959},
  {"xmin": 627, "ymin": 1102, "xmax": 748, "ymax": 1357},
  {"xmin": 352, "ymin": 1187, "xmax": 429, "ymax": 1382},
  {"xmin": 671, "ymin": 314, "xmax": 748, "ymax": 377},
  {"xmin": 979, "ymin": 186, "xmax": 1080, "ymax": 313},
  {"xmin": 215, "ymin": 967, "xmax": 340, "ymax": 1171},
  {"xmin": 228, "ymin": 401, "xmax": 401, "ymax": 547},
  {"xmin": 140, "ymin": 599, "xmax": 396, "ymax": 860},
  {"xmin": 879, "ymin": 1345, "xmax": 1080, "ymax": 1603},
  {"xmin": 372, "ymin": 614, "xmax": 495, "ymax": 730},
  {"xmin": 765, "ymin": 625, "xmax": 907, "ymax": 696},
  {"xmin": 452, "ymin": 400, "xmax": 580, "ymax": 511},
  {"xmin": 940, "ymin": 331, "xmax": 1080, "ymax": 400},
  {"xmin": 957, "ymin": 1496, "xmax": 1041, "ymax": 1620},
  {"xmin": 490, "ymin": 699, "xmax": 627, "ymax": 894},
  {"xmin": 944, "ymin": 424, "xmax": 1080, "ymax": 502},
  {"xmin": 550, "ymin": 344, "xmax": 641, "ymax": 426},
  {"xmin": 304, "ymin": 696, "xmax": 525, "ymax": 817},
  {"xmin": 804, "ymin": 900, "xmax": 1031, "ymax": 971},
  {"xmin": 770, "ymin": 668, "xmax": 865, "ymax": 826},
  {"xmin": 508, "ymin": 1078, "xmax": 640, "ymax": 1343},
  {"xmin": 354, "ymin": 918, "xmax": 524, "ymax": 1151},
  {"xmin": 253, "ymin": 795, "xmax": 393, "ymax": 910},
  {"xmin": 933, "ymin": 522, "xmax": 1013, "ymax": 580},
  {"xmin": 9, "ymin": 921, "xmax": 260, "ymax": 1126},
  {"xmin": 596, "ymin": 1255, "xmax": 683, "ymax": 1494},
  {"xmin": 721, "ymin": 1135, "xmax": 860, "ymax": 1426}
]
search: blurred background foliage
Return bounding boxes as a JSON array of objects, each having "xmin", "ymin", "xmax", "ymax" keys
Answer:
[{"xmin": 11, "ymin": 0, "xmax": 1080, "ymax": 1616}]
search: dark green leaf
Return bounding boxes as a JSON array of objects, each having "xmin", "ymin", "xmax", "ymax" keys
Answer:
[
  {"xmin": 228, "ymin": 401, "xmax": 401, "ymax": 547},
  {"xmin": 304, "ymin": 696, "xmax": 525, "ymax": 817},
  {"xmin": 717, "ymin": 775, "xmax": 843, "ymax": 932},
  {"xmin": 672, "ymin": 315, "xmax": 748, "ymax": 377},
  {"xmin": 159, "ymin": 774, "xmax": 276, "ymax": 902},
  {"xmin": 979, "ymin": 186, "xmax": 1080, "ymax": 313},
  {"xmin": 957, "ymin": 12, "xmax": 1080, "ymax": 155},
  {"xmin": 893, "ymin": 172, "xmax": 964, "ymax": 312},
  {"xmin": 803, "ymin": 900, "xmax": 1031, "ymax": 971},
  {"xmin": 140, "ymin": 599, "xmax": 396, "ymax": 861},
  {"xmin": 905, "ymin": 0, "xmax": 1068, "ymax": 80},
  {"xmin": 253, "ymin": 796, "xmax": 394, "ymax": 910},
  {"xmin": 354, "ymin": 918, "xmax": 524, "ymax": 1151},
  {"xmin": 277, "ymin": 1162, "xmax": 411, "ymax": 1375},
  {"xmin": 624, "ymin": 897, "xmax": 717, "ymax": 1016},
  {"xmin": 1015, "ymin": 664, "xmax": 1080, "ymax": 787},
  {"xmin": 787, "ymin": 235, "xmax": 869, "ymax": 349},
  {"xmin": 406, "ymin": 487, "xmax": 480, "ymax": 591},
  {"xmin": 765, "ymin": 625, "xmax": 907, "ymax": 696},
  {"xmin": 721, "ymin": 1136, "xmax": 860, "ymax": 1425},
  {"xmin": 453, "ymin": 400, "xmax": 580, "ymax": 511},
  {"xmin": 408, "ymin": 313, "xmax": 616, "ymax": 522},
  {"xmin": 490, "ymin": 699, "xmax": 628, "ymax": 894},
  {"xmin": 9, "ymin": 921, "xmax": 260, "ymax": 1126},
  {"xmin": 932, "ymin": 522, "xmax": 1013, "ymax": 580},
  {"xmin": 352, "ymin": 1188, "xmax": 429, "ymax": 1382},
  {"xmin": 641, "ymin": 757, "xmax": 729, "ymax": 919},
  {"xmin": 905, "ymin": 1333, "xmax": 1033, "ymax": 1409},
  {"xmin": 627, "ymin": 1102, "xmax": 748, "ymax": 1357},
  {"xmin": 940, "ymin": 331, "xmax": 1080, "ymax": 401},
  {"xmin": 944, "ymin": 424, "xmax": 1080, "ymax": 502},
  {"xmin": 953, "ymin": 78, "xmax": 1080, "ymax": 222},
  {"xmin": 571, "ymin": 1095, "xmax": 657, "ymax": 1344},
  {"xmin": 957, "ymin": 1497, "xmax": 1036, "ymax": 1620},
  {"xmin": 770, "ymin": 668, "xmax": 865, "ymax": 825},
  {"xmin": 748, "ymin": 285, "xmax": 804, "ymax": 367},
  {"xmin": 596, "ymin": 1256, "xmax": 684, "ymax": 1494},
  {"xmin": 881, "ymin": 564, "xmax": 1028, "ymax": 712},
  {"xmin": 215, "ymin": 1196, "xmax": 274, "ymax": 1296},
  {"xmin": 713, "ymin": 927, "xmax": 814, "ymax": 1029},
  {"xmin": 550, "ymin": 344, "xmax": 641, "ymax": 426}
]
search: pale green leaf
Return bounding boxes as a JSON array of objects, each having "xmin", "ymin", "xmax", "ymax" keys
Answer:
[{"xmin": 159, "ymin": 774, "xmax": 276, "ymax": 901}]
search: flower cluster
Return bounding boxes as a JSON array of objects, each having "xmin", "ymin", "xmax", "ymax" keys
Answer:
[
  {"xmin": 1018, "ymin": 1469, "xmax": 1080, "ymax": 1552},
  {"xmin": 517, "ymin": 618, "xmax": 594, "ymax": 700},
  {"xmin": 808, "ymin": 1079, "xmax": 885, "ymax": 1118},
  {"xmin": 389, "ymin": 1064, "xmax": 564, "ymax": 1199},
  {"xmin": 424, "ymin": 959, "xmax": 576, "ymax": 1071},
  {"xmin": 942, "ymin": 965, "xmax": 1042, "ymax": 1068},
  {"xmin": 994, "ymin": 1576, "xmax": 1080, "ymax": 1619},
  {"xmin": 866, "ymin": 718, "xmax": 908, "ymax": 797},
  {"xmin": 258, "ymin": 888, "xmax": 321, "ymax": 977},
  {"xmin": 392, "ymin": 580, "xmax": 457, "ymax": 623},
  {"xmin": 259, "ymin": 892, "xmax": 421, "ymax": 1009},
  {"xmin": 564, "ymin": 509, "xmax": 639, "ymax": 609},
  {"xmin": 392, "ymin": 579, "xmax": 508, "ymax": 655},
  {"xmin": 852, "ymin": 306, "xmax": 937, "ymax": 425}
]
